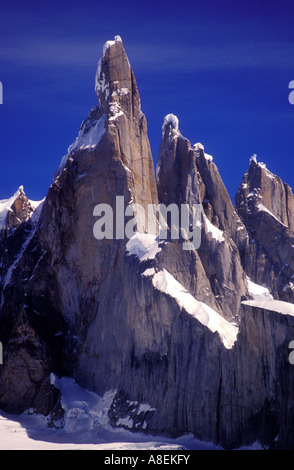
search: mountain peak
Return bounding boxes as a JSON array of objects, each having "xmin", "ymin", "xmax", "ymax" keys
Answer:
[
  {"xmin": 102, "ymin": 35, "xmax": 123, "ymax": 54},
  {"xmin": 95, "ymin": 36, "xmax": 140, "ymax": 121},
  {"xmin": 236, "ymin": 155, "xmax": 294, "ymax": 232},
  {"xmin": 0, "ymin": 186, "xmax": 38, "ymax": 230},
  {"xmin": 161, "ymin": 114, "xmax": 180, "ymax": 139}
]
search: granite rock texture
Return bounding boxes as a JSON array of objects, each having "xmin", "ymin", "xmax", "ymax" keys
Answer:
[{"xmin": 1, "ymin": 37, "xmax": 294, "ymax": 449}]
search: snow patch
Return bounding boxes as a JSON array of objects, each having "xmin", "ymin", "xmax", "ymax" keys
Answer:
[
  {"xmin": 142, "ymin": 267, "xmax": 156, "ymax": 277},
  {"xmin": 246, "ymin": 277, "xmax": 273, "ymax": 301},
  {"xmin": 204, "ymin": 215, "xmax": 224, "ymax": 243},
  {"xmin": 68, "ymin": 114, "xmax": 106, "ymax": 153},
  {"xmin": 250, "ymin": 154, "xmax": 272, "ymax": 174},
  {"xmin": 0, "ymin": 374, "xmax": 261, "ymax": 449},
  {"xmin": 102, "ymin": 35, "xmax": 122, "ymax": 55},
  {"xmin": 117, "ymin": 416, "xmax": 133, "ymax": 429},
  {"xmin": 30, "ymin": 198, "xmax": 45, "ymax": 226},
  {"xmin": 257, "ymin": 203, "xmax": 287, "ymax": 227},
  {"xmin": 0, "ymin": 187, "xmax": 22, "ymax": 229},
  {"xmin": 242, "ymin": 299, "xmax": 294, "ymax": 317},
  {"xmin": 97, "ymin": 72, "xmax": 109, "ymax": 100},
  {"xmin": 138, "ymin": 403, "xmax": 156, "ymax": 414},
  {"xmin": 2, "ymin": 230, "xmax": 35, "ymax": 290},
  {"xmin": 250, "ymin": 154, "xmax": 266, "ymax": 168},
  {"xmin": 193, "ymin": 143, "xmax": 213, "ymax": 161},
  {"xmin": 109, "ymin": 101, "xmax": 124, "ymax": 121},
  {"xmin": 59, "ymin": 114, "xmax": 106, "ymax": 171},
  {"xmin": 116, "ymin": 87, "xmax": 129, "ymax": 96},
  {"xmin": 151, "ymin": 268, "xmax": 238, "ymax": 349},
  {"xmin": 193, "ymin": 142, "xmax": 204, "ymax": 151},
  {"xmin": 0, "ymin": 375, "xmax": 189, "ymax": 449},
  {"xmin": 250, "ymin": 154, "xmax": 258, "ymax": 164},
  {"xmin": 50, "ymin": 374, "xmax": 116, "ymax": 432},
  {"xmin": 126, "ymin": 233, "xmax": 162, "ymax": 261},
  {"xmin": 204, "ymin": 153, "xmax": 213, "ymax": 162}
]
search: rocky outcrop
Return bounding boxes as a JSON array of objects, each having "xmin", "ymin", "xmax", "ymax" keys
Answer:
[
  {"xmin": 1, "ymin": 36, "xmax": 294, "ymax": 450},
  {"xmin": 236, "ymin": 155, "xmax": 294, "ymax": 231},
  {"xmin": 3, "ymin": 187, "xmax": 34, "ymax": 230},
  {"xmin": 235, "ymin": 155, "xmax": 294, "ymax": 302}
]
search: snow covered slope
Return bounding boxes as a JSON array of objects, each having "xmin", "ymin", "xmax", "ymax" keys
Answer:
[{"xmin": 0, "ymin": 375, "xmax": 259, "ymax": 450}]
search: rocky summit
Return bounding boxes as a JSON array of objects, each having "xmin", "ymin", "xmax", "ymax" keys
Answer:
[{"xmin": 1, "ymin": 36, "xmax": 294, "ymax": 449}]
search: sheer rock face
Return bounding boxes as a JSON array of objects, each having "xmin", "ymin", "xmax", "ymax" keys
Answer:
[{"xmin": 1, "ymin": 37, "xmax": 294, "ymax": 450}]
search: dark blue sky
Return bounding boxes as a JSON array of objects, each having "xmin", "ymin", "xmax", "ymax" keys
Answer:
[{"xmin": 1, "ymin": 0, "xmax": 294, "ymax": 202}]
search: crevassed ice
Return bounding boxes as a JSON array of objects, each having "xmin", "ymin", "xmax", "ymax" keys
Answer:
[{"xmin": 50, "ymin": 374, "xmax": 117, "ymax": 432}]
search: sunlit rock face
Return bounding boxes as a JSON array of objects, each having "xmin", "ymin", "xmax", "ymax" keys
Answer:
[{"xmin": 1, "ymin": 37, "xmax": 294, "ymax": 450}]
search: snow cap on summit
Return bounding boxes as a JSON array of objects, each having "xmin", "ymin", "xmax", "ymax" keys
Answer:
[
  {"xmin": 102, "ymin": 35, "xmax": 123, "ymax": 56},
  {"xmin": 162, "ymin": 114, "xmax": 179, "ymax": 137},
  {"xmin": 250, "ymin": 153, "xmax": 257, "ymax": 164}
]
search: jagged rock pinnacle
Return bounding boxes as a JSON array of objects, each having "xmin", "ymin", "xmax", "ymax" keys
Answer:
[
  {"xmin": 95, "ymin": 36, "xmax": 141, "ymax": 121},
  {"xmin": 161, "ymin": 113, "xmax": 180, "ymax": 139}
]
